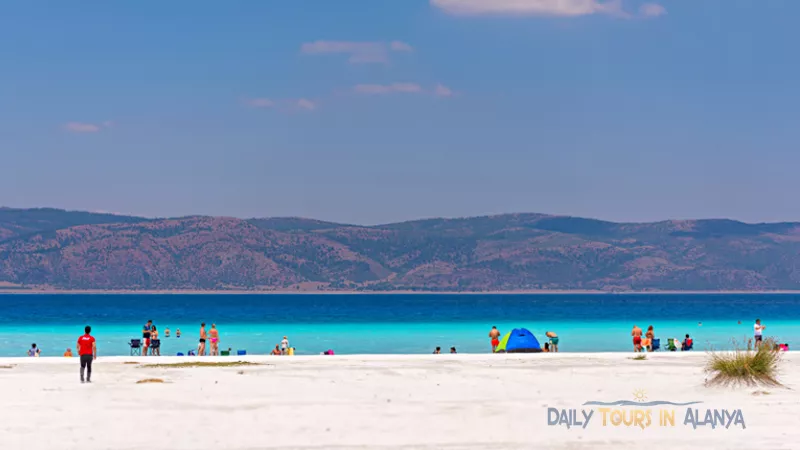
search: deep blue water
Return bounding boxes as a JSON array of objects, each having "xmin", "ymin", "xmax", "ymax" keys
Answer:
[{"xmin": 0, "ymin": 293, "xmax": 797, "ymax": 356}]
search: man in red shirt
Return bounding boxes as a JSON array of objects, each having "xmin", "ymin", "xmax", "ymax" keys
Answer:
[{"xmin": 77, "ymin": 325, "xmax": 97, "ymax": 383}]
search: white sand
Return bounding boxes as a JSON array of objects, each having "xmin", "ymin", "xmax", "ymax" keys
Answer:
[{"xmin": 1, "ymin": 353, "xmax": 798, "ymax": 450}]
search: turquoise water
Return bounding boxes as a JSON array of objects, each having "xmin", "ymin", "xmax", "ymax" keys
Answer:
[{"xmin": 0, "ymin": 293, "xmax": 797, "ymax": 356}]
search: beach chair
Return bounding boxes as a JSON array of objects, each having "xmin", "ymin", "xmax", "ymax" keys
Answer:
[
  {"xmin": 129, "ymin": 339, "xmax": 141, "ymax": 356},
  {"xmin": 237, "ymin": 350, "xmax": 246, "ymax": 356},
  {"xmin": 682, "ymin": 341, "xmax": 693, "ymax": 351},
  {"xmin": 177, "ymin": 352, "xmax": 184, "ymax": 356},
  {"xmin": 666, "ymin": 339, "xmax": 677, "ymax": 351},
  {"xmin": 651, "ymin": 338, "xmax": 660, "ymax": 351},
  {"xmin": 220, "ymin": 350, "xmax": 230, "ymax": 356}
]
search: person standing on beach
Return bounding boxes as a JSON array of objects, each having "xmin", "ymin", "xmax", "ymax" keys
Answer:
[
  {"xmin": 489, "ymin": 326, "xmax": 501, "ymax": 352},
  {"xmin": 198, "ymin": 323, "xmax": 207, "ymax": 356},
  {"xmin": 27, "ymin": 343, "xmax": 41, "ymax": 357},
  {"xmin": 631, "ymin": 325, "xmax": 643, "ymax": 352},
  {"xmin": 208, "ymin": 324, "xmax": 219, "ymax": 356},
  {"xmin": 645, "ymin": 326, "xmax": 655, "ymax": 352},
  {"xmin": 142, "ymin": 320, "xmax": 153, "ymax": 356},
  {"xmin": 280, "ymin": 336, "xmax": 289, "ymax": 355},
  {"xmin": 77, "ymin": 325, "xmax": 96, "ymax": 383},
  {"xmin": 754, "ymin": 319, "xmax": 766, "ymax": 348}
]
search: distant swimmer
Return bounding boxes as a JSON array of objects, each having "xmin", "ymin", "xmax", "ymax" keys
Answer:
[
  {"xmin": 450, "ymin": 347, "xmax": 457, "ymax": 354},
  {"xmin": 176, "ymin": 328, "xmax": 181, "ymax": 338},
  {"xmin": 433, "ymin": 347, "xmax": 441, "ymax": 354},
  {"xmin": 165, "ymin": 328, "xmax": 170, "ymax": 338},
  {"xmin": 489, "ymin": 326, "xmax": 501, "ymax": 352},
  {"xmin": 631, "ymin": 325, "xmax": 643, "ymax": 352}
]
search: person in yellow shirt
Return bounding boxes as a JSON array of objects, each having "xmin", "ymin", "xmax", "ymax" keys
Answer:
[{"xmin": 64, "ymin": 348, "xmax": 73, "ymax": 357}]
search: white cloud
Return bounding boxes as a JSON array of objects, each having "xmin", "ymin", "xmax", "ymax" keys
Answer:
[
  {"xmin": 63, "ymin": 122, "xmax": 102, "ymax": 133},
  {"xmin": 300, "ymin": 40, "xmax": 414, "ymax": 64},
  {"xmin": 430, "ymin": 0, "xmax": 630, "ymax": 17},
  {"xmin": 354, "ymin": 83, "xmax": 423, "ymax": 94},
  {"xmin": 390, "ymin": 41, "xmax": 414, "ymax": 52},
  {"xmin": 247, "ymin": 98, "xmax": 275, "ymax": 108},
  {"xmin": 295, "ymin": 99, "xmax": 317, "ymax": 111},
  {"xmin": 639, "ymin": 3, "xmax": 666, "ymax": 17},
  {"xmin": 434, "ymin": 84, "xmax": 454, "ymax": 97}
]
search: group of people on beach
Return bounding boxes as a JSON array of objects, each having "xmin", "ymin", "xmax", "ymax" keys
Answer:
[
  {"xmin": 488, "ymin": 326, "xmax": 559, "ymax": 352},
  {"xmin": 270, "ymin": 336, "xmax": 293, "ymax": 355},
  {"xmin": 630, "ymin": 318, "xmax": 776, "ymax": 352},
  {"xmin": 631, "ymin": 324, "xmax": 693, "ymax": 352}
]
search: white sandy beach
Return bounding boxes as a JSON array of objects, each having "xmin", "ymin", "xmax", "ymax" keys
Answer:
[{"xmin": 1, "ymin": 353, "xmax": 798, "ymax": 450}]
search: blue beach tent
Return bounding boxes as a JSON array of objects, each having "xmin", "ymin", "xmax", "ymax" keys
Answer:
[{"xmin": 494, "ymin": 328, "xmax": 543, "ymax": 353}]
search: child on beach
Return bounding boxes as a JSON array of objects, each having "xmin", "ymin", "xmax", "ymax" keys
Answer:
[{"xmin": 27, "ymin": 343, "xmax": 40, "ymax": 357}]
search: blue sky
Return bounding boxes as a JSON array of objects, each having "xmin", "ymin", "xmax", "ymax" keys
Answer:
[{"xmin": 2, "ymin": 0, "xmax": 799, "ymax": 225}]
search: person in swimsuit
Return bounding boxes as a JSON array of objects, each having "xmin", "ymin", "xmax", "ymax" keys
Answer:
[
  {"xmin": 176, "ymin": 328, "xmax": 181, "ymax": 338},
  {"xmin": 489, "ymin": 326, "xmax": 501, "ymax": 352},
  {"xmin": 198, "ymin": 323, "xmax": 207, "ymax": 356},
  {"xmin": 645, "ymin": 325, "xmax": 655, "ymax": 352},
  {"xmin": 64, "ymin": 348, "xmax": 73, "ymax": 357},
  {"xmin": 631, "ymin": 325, "xmax": 643, "ymax": 352},
  {"xmin": 142, "ymin": 320, "xmax": 153, "ymax": 356},
  {"xmin": 164, "ymin": 328, "xmax": 170, "ymax": 338},
  {"xmin": 271, "ymin": 344, "xmax": 281, "ymax": 355},
  {"xmin": 150, "ymin": 325, "xmax": 161, "ymax": 356},
  {"xmin": 450, "ymin": 347, "xmax": 457, "ymax": 354},
  {"xmin": 433, "ymin": 347, "xmax": 441, "ymax": 354},
  {"xmin": 208, "ymin": 324, "xmax": 219, "ymax": 356},
  {"xmin": 28, "ymin": 343, "xmax": 40, "ymax": 357}
]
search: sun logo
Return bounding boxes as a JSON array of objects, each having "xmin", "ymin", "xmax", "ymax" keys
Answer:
[{"xmin": 632, "ymin": 389, "xmax": 648, "ymax": 402}]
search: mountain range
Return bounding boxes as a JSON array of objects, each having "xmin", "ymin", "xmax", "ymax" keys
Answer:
[{"xmin": 2, "ymin": 207, "xmax": 800, "ymax": 292}]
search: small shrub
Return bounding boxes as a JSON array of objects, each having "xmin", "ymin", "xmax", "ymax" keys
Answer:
[{"xmin": 705, "ymin": 338, "xmax": 783, "ymax": 387}]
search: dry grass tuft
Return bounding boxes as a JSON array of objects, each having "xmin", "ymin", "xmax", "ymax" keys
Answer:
[
  {"xmin": 136, "ymin": 378, "xmax": 166, "ymax": 384},
  {"xmin": 140, "ymin": 361, "xmax": 261, "ymax": 369},
  {"xmin": 122, "ymin": 361, "xmax": 139, "ymax": 365},
  {"xmin": 0, "ymin": 365, "xmax": 13, "ymax": 369},
  {"xmin": 705, "ymin": 338, "xmax": 783, "ymax": 387},
  {"xmin": 631, "ymin": 354, "xmax": 647, "ymax": 361}
]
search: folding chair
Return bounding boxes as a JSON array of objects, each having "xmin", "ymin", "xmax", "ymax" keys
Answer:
[{"xmin": 129, "ymin": 339, "xmax": 142, "ymax": 356}]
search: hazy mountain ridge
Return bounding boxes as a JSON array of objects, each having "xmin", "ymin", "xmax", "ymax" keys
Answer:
[{"xmin": 2, "ymin": 208, "xmax": 800, "ymax": 291}]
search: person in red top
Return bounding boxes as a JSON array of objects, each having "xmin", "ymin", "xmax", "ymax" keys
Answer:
[{"xmin": 77, "ymin": 325, "xmax": 97, "ymax": 383}]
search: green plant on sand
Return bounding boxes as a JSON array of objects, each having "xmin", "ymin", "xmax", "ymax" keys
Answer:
[
  {"xmin": 631, "ymin": 354, "xmax": 647, "ymax": 361},
  {"xmin": 705, "ymin": 338, "xmax": 783, "ymax": 387},
  {"xmin": 140, "ymin": 361, "xmax": 262, "ymax": 368}
]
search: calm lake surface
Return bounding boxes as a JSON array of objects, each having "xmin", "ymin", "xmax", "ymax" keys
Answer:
[{"xmin": 0, "ymin": 293, "xmax": 797, "ymax": 356}]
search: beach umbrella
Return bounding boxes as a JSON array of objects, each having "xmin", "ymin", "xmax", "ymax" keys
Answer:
[{"xmin": 494, "ymin": 328, "xmax": 542, "ymax": 353}]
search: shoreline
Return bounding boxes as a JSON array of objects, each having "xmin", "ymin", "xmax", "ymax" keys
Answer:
[{"xmin": 3, "ymin": 288, "xmax": 800, "ymax": 295}]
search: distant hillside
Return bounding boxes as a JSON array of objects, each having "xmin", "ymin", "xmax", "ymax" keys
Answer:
[{"xmin": 2, "ymin": 208, "xmax": 800, "ymax": 291}]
